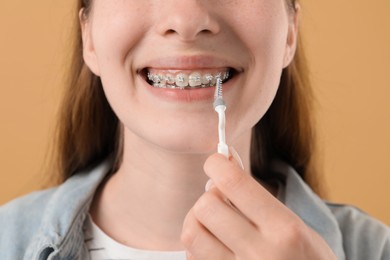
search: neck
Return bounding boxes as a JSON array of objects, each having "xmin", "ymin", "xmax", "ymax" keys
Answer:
[{"xmin": 90, "ymin": 127, "xmax": 252, "ymax": 251}]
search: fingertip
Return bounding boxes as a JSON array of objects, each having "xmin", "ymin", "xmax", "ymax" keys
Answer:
[
  {"xmin": 203, "ymin": 153, "xmax": 229, "ymax": 174},
  {"xmin": 186, "ymin": 250, "xmax": 194, "ymax": 259}
]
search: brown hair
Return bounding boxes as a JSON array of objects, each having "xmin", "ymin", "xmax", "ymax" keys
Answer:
[{"xmin": 54, "ymin": 0, "xmax": 322, "ymax": 195}]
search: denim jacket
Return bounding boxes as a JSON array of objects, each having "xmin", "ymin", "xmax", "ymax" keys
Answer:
[{"xmin": 1, "ymin": 160, "xmax": 389, "ymax": 259}]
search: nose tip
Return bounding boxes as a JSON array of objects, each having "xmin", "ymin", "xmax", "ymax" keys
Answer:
[
  {"xmin": 164, "ymin": 19, "xmax": 219, "ymax": 42},
  {"xmin": 155, "ymin": 2, "xmax": 220, "ymax": 42}
]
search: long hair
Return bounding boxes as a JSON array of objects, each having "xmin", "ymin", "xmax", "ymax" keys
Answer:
[{"xmin": 53, "ymin": 0, "xmax": 322, "ymax": 195}]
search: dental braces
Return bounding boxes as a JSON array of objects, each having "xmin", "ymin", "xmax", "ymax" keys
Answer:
[{"xmin": 147, "ymin": 71, "xmax": 230, "ymax": 89}]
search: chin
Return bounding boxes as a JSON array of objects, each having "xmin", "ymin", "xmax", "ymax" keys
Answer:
[
  {"xmin": 121, "ymin": 108, "xmax": 221, "ymax": 155},
  {"xmin": 143, "ymin": 128, "xmax": 218, "ymax": 155}
]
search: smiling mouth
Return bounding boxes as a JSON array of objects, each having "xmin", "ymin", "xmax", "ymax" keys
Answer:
[{"xmin": 140, "ymin": 68, "xmax": 237, "ymax": 89}]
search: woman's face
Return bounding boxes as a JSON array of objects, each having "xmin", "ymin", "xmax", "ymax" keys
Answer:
[{"xmin": 81, "ymin": 0, "xmax": 298, "ymax": 154}]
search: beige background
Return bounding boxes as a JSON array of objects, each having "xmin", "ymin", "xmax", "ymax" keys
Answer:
[{"xmin": 1, "ymin": 1, "xmax": 389, "ymax": 225}]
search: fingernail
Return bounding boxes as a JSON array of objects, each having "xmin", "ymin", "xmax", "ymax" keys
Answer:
[
  {"xmin": 186, "ymin": 251, "xmax": 193, "ymax": 259},
  {"xmin": 205, "ymin": 179, "xmax": 214, "ymax": 192},
  {"xmin": 229, "ymin": 146, "xmax": 245, "ymax": 170}
]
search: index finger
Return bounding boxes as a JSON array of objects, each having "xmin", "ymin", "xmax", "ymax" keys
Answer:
[{"xmin": 204, "ymin": 153, "xmax": 295, "ymax": 226}]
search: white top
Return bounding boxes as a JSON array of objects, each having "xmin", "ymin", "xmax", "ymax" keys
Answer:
[{"xmin": 85, "ymin": 216, "xmax": 186, "ymax": 260}]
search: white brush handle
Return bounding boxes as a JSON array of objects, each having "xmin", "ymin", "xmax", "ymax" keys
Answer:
[{"xmin": 215, "ymin": 105, "xmax": 229, "ymax": 158}]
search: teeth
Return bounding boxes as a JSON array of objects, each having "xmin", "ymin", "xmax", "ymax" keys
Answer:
[
  {"xmin": 166, "ymin": 74, "xmax": 175, "ymax": 85},
  {"xmin": 175, "ymin": 73, "xmax": 189, "ymax": 89},
  {"xmin": 189, "ymin": 72, "xmax": 202, "ymax": 87},
  {"xmin": 148, "ymin": 70, "xmax": 230, "ymax": 89},
  {"xmin": 202, "ymin": 74, "xmax": 213, "ymax": 85}
]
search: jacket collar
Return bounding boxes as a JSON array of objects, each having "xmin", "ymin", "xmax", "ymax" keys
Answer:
[
  {"xmin": 24, "ymin": 160, "xmax": 345, "ymax": 259},
  {"xmin": 272, "ymin": 161, "xmax": 346, "ymax": 260},
  {"xmin": 24, "ymin": 162, "xmax": 110, "ymax": 260}
]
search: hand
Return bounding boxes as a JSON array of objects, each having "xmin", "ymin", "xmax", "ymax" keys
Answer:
[{"xmin": 181, "ymin": 153, "xmax": 337, "ymax": 260}]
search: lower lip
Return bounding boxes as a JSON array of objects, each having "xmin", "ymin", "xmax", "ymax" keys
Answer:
[{"xmin": 141, "ymin": 76, "xmax": 237, "ymax": 103}]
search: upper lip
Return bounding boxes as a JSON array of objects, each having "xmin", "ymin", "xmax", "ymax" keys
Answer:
[{"xmin": 137, "ymin": 55, "xmax": 244, "ymax": 72}]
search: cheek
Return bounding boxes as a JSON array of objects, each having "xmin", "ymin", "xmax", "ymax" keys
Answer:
[
  {"xmin": 232, "ymin": 0, "xmax": 290, "ymax": 65},
  {"xmin": 90, "ymin": 3, "xmax": 149, "ymax": 109},
  {"xmin": 247, "ymin": 24, "xmax": 287, "ymax": 112},
  {"xmin": 229, "ymin": 71, "xmax": 281, "ymax": 140},
  {"xmin": 91, "ymin": 2, "xmax": 148, "ymax": 69},
  {"xmin": 228, "ymin": 22, "xmax": 288, "ymax": 132}
]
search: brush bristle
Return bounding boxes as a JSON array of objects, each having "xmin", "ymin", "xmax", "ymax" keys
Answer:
[
  {"xmin": 213, "ymin": 77, "xmax": 225, "ymax": 109},
  {"xmin": 214, "ymin": 77, "xmax": 223, "ymax": 99}
]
